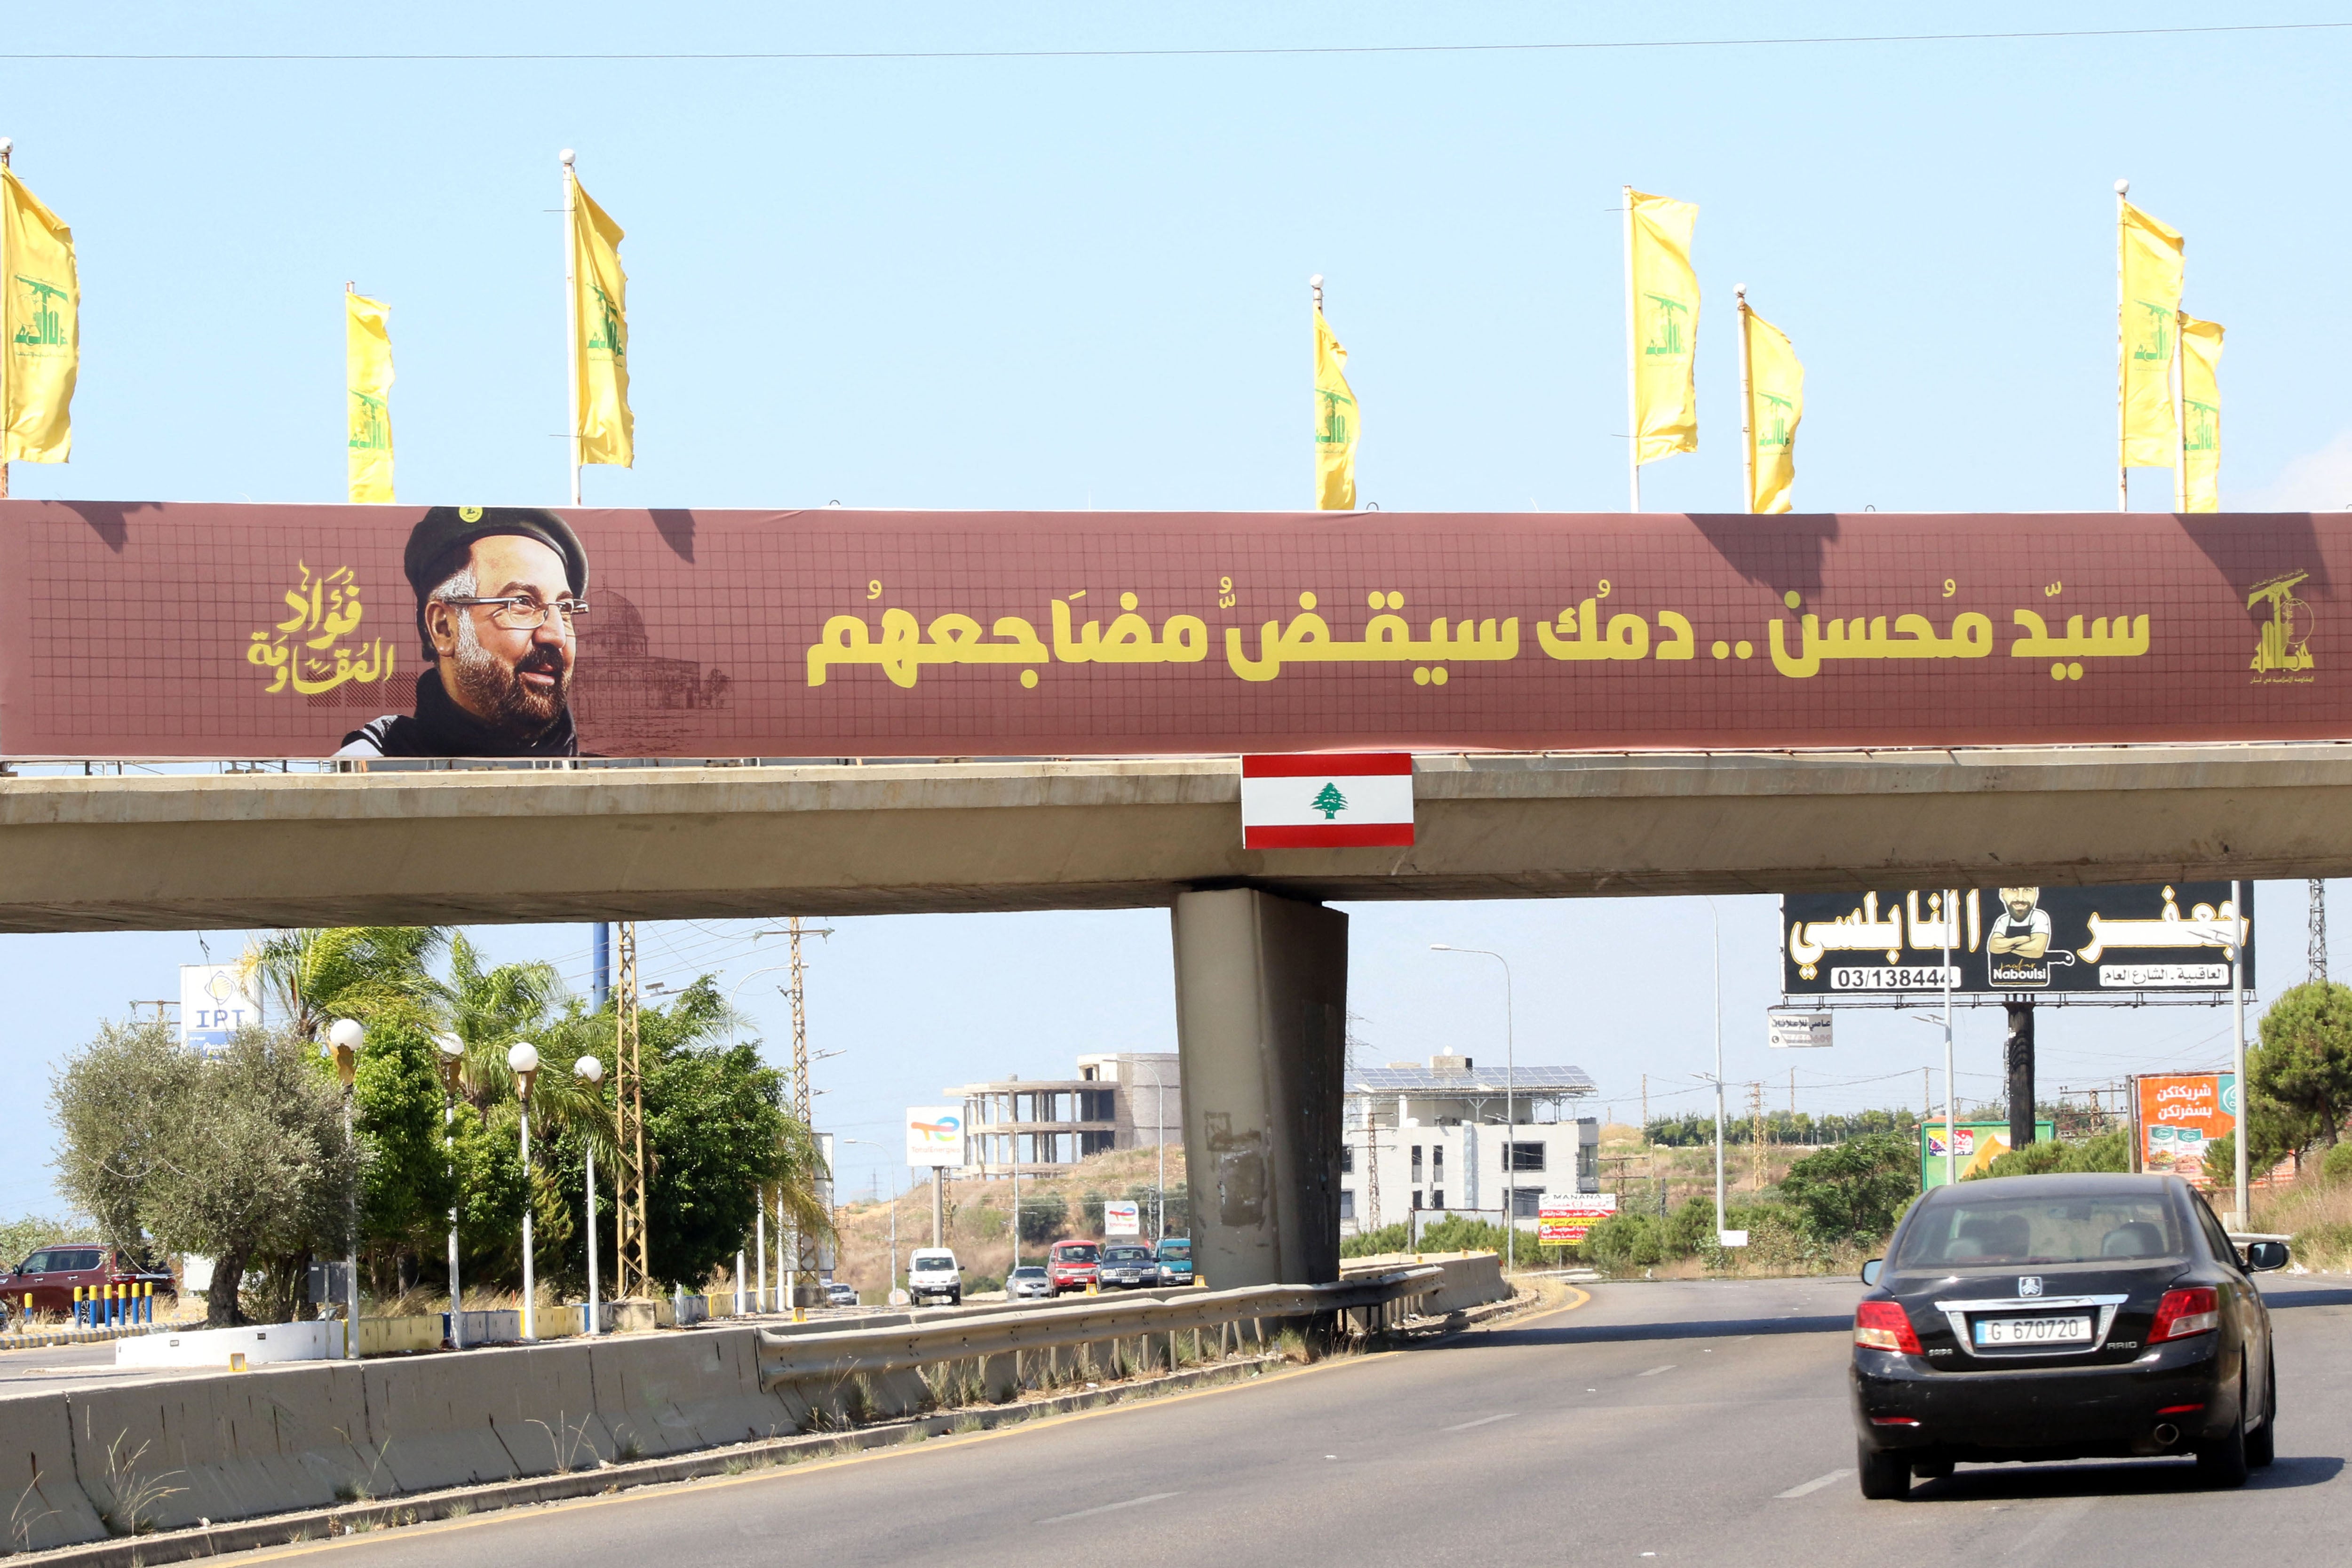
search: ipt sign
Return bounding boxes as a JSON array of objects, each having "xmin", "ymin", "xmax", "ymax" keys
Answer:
[{"xmin": 180, "ymin": 964, "xmax": 262, "ymax": 1054}]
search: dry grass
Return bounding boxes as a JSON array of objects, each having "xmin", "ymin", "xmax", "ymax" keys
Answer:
[{"xmin": 2253, "ymin": 1171, "xmax": 2352, "ymax": 1270}]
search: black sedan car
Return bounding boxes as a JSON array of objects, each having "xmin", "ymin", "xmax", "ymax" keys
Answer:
[
  {"xmin": 1851, "ymin": 1172, "xmax": 2286, "ymax": 1498},
  {"xmin": 1098, "ymin": 1245, "xmax": 1160, "ymax": 1289}
]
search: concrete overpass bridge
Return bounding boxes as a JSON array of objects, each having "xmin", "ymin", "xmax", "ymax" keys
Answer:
[{"xmin": 8, "ymin": 740, "xmax": 2349, "ymax": 1292}]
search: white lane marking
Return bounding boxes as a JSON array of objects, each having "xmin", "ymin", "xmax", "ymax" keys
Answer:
[
  {"xmin": 1036, "ymin": 1492, "xmax": 1181, "ymax": 1525},
  {"xmin": 1441, "ymin": 1412, "xmax": 1518, "ymax": 1433},
  {"xmin": 1636, "ymin": 1364, "xmax": 1677, "ymax": 1377},
  {"xmin": 1775, "ymin": 1469, "xmax": 1853, "ymax": 1499}
]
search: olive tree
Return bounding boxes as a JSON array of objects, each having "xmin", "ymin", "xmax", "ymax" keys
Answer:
[{"xmin": 52, "ymin": 1023, "xmax": 358, "ymax": 1326}]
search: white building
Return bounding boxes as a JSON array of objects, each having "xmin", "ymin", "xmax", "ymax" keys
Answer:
[{"xmin": 1340, "ymin": 1055, "xmax": 1598, "ymax": 1235}]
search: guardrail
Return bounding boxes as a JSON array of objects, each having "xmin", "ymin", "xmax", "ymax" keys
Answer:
[{"xmin": 755, "ymin": 1267, "xmax": 1445, "ymax": 1420}]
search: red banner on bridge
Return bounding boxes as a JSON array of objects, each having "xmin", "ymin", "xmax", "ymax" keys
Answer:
[{"xmin": 0, "ymin": 501, "xmax": 2343, "ymax": 760}]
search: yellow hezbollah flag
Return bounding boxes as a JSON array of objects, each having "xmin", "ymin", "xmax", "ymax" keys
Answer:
[
  {"xmin": 2119, "ymin": 199, "xmax": 2183, "ymax": 469},
  {"xmin": 569, "ymin": 172, "xmax": 633, "ymax": 468},
  {"xmin": 2, "ymin": 164, "xmax": 79, "ymax": 465},
  {"xmin": 1628, "ymin": 188, "xmax": 1699, "ymax": 465},
  {"xmin": 345, "ymin": 291, "xmax": 394, "ymax": 503},
  {"xmin": 1741, "ymin": 303, "xmax": 1803, "ymax": 514},
  {"xmin": 2179, "ymin": 313, "xmax": 2223, "ymax": 513},
  {"xmin": 1313, "ymin": 304, "xmax": 1357, "ymax": 510}
]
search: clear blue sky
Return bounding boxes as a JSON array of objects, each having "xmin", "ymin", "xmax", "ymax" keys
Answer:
[{"xmin": 4, "ymin": 4, "xmax": 2346, "ymax": 1215}]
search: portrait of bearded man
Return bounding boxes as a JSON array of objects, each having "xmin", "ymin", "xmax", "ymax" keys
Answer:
[{"xmin": 338, "ymin": 505, "xmax": 590, "ymax": 759}]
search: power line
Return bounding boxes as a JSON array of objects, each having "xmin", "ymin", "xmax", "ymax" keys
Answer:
[{"xmin": 16, "ymin": 21, "xmax": 2352, "ymax": 64}]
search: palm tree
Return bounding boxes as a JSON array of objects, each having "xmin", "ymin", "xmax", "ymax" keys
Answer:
[
  {"xmin": 431, "ymin": 933, "xmax": 565, "ymax": 1114},
  {"xmin": 243, "ymin": 926, "xmax": 450, "ymax": 1040}
]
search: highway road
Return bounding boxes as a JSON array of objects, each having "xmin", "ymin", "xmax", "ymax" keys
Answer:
[{"xmin": 175, "ymin": 1274, "xmax": 2352, "ymax": 1566}]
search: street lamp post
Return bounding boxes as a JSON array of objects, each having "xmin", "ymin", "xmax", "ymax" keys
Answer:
[
  {"xmin": 508, "ymin": 1042, "xmax": 541, "ymax": 1341},
  {"xmin": 575, "ymin": 1055, "xmax": 604, "ymax": 1335},
  {"xmin": 433, "ymin": 1033, "xmax": 467, "ymax": 1350},
  {"xmin": 1705, "ymin": 899, "xmax": 1725, "ymax": 1242},
  {"xmin": 1430, "ymin": 946, "xmax": 1515, "ymax": 1276},
  {"xmin": 325, "ymin": 1019, "xmax": 365, "ymax": 1359}
]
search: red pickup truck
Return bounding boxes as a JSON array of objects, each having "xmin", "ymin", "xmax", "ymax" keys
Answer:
[
  {"xmin": 0, "ymin": 1243, "xmax": 174, "ymax": 1325},
  {"xmin": 1047, "ymin": 1239, "xmax": 1102, "ymax": 1295}
]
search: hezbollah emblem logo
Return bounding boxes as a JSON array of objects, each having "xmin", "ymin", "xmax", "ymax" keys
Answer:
[{"xmin": 2248, "ymin": 570, "xmax": 2315, "ymax": 684}]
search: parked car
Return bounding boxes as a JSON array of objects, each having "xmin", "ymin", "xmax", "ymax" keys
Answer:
[
  {"xmin": 906, "ymin": 1248, "xmax": 963, "ymax": 1306},
  {"xmin": 1154, "ymin": 1236, "xmax": 1194, "ymax": 1287},
  {"xmin": 0, "ymin": 1242, "xmax": 174, "ymax": 1321},
  {"xmin": 1047, "ymin": 1240, "xmax": 1102, "ymax": 1295},
  {"xmin": 1008, "ymin": 1265, "xmax": 1053, "ymax": 1301},
  {"xmin": 1099, "ymin": 1245, "xmax": 1158, "ymax": 1289},
  {"xmin": 1851, "ymin": 1171, "xmax": 2285, "ymax": 1499},
  {"xmin": 825, "ymin": 1281, "xmax": 858, "ymax": 1307}
]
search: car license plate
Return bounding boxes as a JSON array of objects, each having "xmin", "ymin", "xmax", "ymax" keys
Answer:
[{"xmin": 1973, "ymin": 1314, "xmax": 2092, "ymax": 1346}]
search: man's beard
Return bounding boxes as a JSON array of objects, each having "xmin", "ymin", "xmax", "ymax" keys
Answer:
[{"xmin": 451, "ymin": 614, "xmax": 570, "ymax": 736}]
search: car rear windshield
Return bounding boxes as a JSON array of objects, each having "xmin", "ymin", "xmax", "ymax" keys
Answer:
[
  {"xmin": 1893, "ymin": 1191, "xmax": 2184, "ymax": 1268},
  {"xmin": 1056, "ymin": 1244, "xmax": 1100, "ymax": 1261}
]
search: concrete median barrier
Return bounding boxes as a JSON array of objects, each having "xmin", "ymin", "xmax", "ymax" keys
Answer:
[
  {"xmin": 0, "ymin": 1266, "xmax": 1459, "ymax": 1553},
  {"xmin": 0, "ymin": 1389, "xmax": 107, "ymax": 1552}
]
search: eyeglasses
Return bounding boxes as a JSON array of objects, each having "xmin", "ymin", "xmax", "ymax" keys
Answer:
[{"xmin": 441, "ymin": 595, "xmax": 590, "ymax": 632}]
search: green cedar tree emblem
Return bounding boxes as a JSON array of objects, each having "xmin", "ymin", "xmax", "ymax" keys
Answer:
[{"xmin": 1312, "ymin": 782, "xmax": 1348, "ymax": 820}]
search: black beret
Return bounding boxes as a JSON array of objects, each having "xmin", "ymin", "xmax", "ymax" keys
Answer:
[{"xmin": 403, "ymin": 506, "xmax": 589, "ymax": 599}]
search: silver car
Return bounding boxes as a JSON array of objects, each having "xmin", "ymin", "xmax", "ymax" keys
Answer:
[{"xmin": 1008, "ymin": 1265, "xmax": 1053, "ymax": 1300}]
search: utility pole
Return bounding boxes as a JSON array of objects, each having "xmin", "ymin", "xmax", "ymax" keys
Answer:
[
  {"xmin": 1747, "ymin": 1081, "xmax": 1768, "ymax": 1188},
  {"xmin": 787, "ymin": 916, "xmax": 811, "ymax": 1306},
  {"xmin": 613, "ymin": 923, "xmax": 649, "ymax": 1299},
  {"xmin": 1363, "ymin": 1091, "xmax": 1382, "ymax": 1232},
  {"xmin": 2311, "ymin": 878, "xmax": 2329, "ymax": 982},
  {"xmin": 1640, "ymin": 1073, "xmax": 1648, "ymax": 1136}
]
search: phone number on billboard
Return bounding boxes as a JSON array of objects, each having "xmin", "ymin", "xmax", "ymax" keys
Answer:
[{"xmin": 1831, "ymin": 966, "xmax": 1964, "ymax": 991}]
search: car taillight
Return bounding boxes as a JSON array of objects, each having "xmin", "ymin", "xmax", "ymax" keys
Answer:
[
  {"xmin": 1854, "ymin": 1301, "xmax": 1922, "ymax": 1354},
  {"xmin": 1844, "ymin": 1307, "xmax": 1919, "ymax": 1354},
  {"xmin": 2149, "ymin": 1286, "xmax": 2219, "ymax": 1342}
]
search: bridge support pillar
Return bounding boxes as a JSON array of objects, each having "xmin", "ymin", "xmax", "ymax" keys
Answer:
[{"xmin": 1171, "ymin": 889, "xmax": 1346, "ymax": 1291}]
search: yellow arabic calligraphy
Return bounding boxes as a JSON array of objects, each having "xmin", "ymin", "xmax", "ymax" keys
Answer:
[
  {"xmin": 250, "ymin": 562, "xmax": 396, "ymax": 696},
  {"xmin": 1536, "ymin": 599, "xmax": 1696, "ymax": 662},
  {"xmin": 1050, "ymin": 594, "xmax": 1209, "ymax": 666},
  {"xmin": 1223, "ymin": 593, "xmax": 1518, "ymax": 683},
  {"xmin": 1767, "ymin": 610, "xmax": 1996, "ymax": 679},
  {"xmin": 2009, "ymin": 610, "xmax": 2151, "ymax": 661}
]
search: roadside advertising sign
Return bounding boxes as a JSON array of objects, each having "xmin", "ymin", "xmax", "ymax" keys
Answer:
[
  {"xmin": 1783, "ymin": 885, "xmax": 2251, "ymax": 997},
  {"xmin": 2135, "ymin": 1074, "xmax": 2237, "ymax": 1183},
  {"xmin": 179, "ymin": 963, "xmax": 262, "ymax": 1054},
  {"xmin": 4, "ymin": 502, "xmax": 2351, "ymax": 760},
  {"xmin": 1920, "ymin": 1120, "xmax": 2058, "ymax": 1188},
  {"xmin": 904, "ymin": 1106, "xmax": 965, "ymax": 1168},
  {"xmin": 1766, "ymin": 1011, "xmax": 1833, "ymax": 1049},
  {"xmin": 1104, "ymin": 1200, "xmax": 1141, "ymax": 1236},
  {"xmin": 1537, "ymin": 1193, "xmax": 1616, "ymax": 1244}
]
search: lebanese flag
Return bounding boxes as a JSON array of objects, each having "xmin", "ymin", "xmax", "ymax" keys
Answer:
[{"xmin": 1240, "ymin": 753, "xmax": 1415, "ymax": 849}]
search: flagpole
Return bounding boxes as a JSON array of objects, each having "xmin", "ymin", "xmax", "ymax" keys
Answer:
[
  {"xmin": 1735, "ymin": 285, "xmax": 1755, "ymax": 515},
  {"xmin": 1623, "ymin": 185, "xmax": 1640, "ymax": 512},
  {"xmin": 2172, "ymin": 310, "xmax": 2188, "ymax": 512},
  {"xmin": 2115, "ymin": 177, "xmax": 2130, "ymax": 513},
  {"xmin": 0, "ymin": 137, "xmax": 12, "ymax": 503},
  {"xmin": 562, "ymin": 148, "xmax": 582, "ymax": 508}
]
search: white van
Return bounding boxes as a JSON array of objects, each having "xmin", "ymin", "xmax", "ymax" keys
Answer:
[{"xmin": 906, "ymin": 1248, "xmax": 963, "ymax": 1306}]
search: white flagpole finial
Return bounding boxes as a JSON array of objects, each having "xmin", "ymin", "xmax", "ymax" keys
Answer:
[
  {"xmin": 0, "ymin": 137, "xmax": 14, "ymax": 159},
  {"xmin": 2114, "ymin": 177, "xmax": 2130, "ymax": 196},
  {"xmin": 1734, "ymin": 283, "xmax": 1748, "ymax": 302},
  {"xmin": 560, "ymin": 148, "xmax": 577, "ymax": 167}
]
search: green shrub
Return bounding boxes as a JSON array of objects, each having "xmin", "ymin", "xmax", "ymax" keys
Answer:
[
  {"xmin": 1973, "ymin": 1125, "xmax": 2130, "ymax": 1180},
  {"xmin": 2323, "ymin": 1142, "xmax": 2352, "ymax": 1183},
  {"xmin": 1778, "ymin": 1133, "xmax": 1918, "ymax": 1241}
]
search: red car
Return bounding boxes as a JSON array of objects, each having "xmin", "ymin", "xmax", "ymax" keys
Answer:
[
  {"xmin": 1047, "ymin": 1240, "xmax": 1102, "ymax": 1295},
  {"xmin": 0, "ymin": 1242, "xmax": 174, "ymax": 1325}
]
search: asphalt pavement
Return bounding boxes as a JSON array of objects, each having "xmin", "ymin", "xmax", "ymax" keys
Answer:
[{"xmin": 106, "ymin": 1274, "xmax": 2352, "ymax": 1566}]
